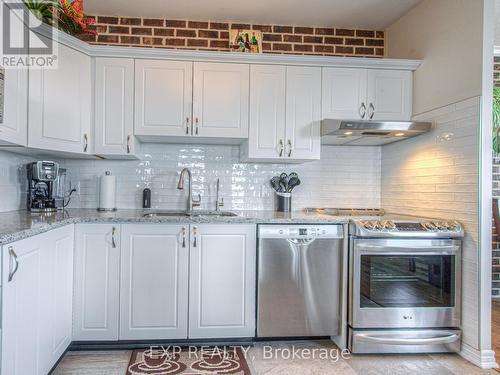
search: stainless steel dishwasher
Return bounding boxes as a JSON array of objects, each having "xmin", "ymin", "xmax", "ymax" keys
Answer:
[{"xmin": 257, "ymin": 225, "xmax": 344, "ymax": 337}]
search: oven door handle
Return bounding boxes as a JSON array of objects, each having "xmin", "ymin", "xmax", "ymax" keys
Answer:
[
  {"xmin": 356, "ymin": 245, "xmax": 460, "ymax": 254},
  {"xmin": 356, "ymin": 333, "xmax": 460, "ymax": 346}
]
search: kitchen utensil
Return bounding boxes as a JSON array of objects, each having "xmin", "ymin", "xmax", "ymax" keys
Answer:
[
  {"xmin": 279, "ymin": 180, "xmax": 287, "ymax": 193},
  {"xmin": 270, "ymin": 176, "xmax": 282, "ymax": 192},
  {"xmin": 287, "ymin": 177, "xmax": 300, "ymax": 192},
  {"xmin": 289, "ymin": 172, "xmax": 298, "ymax": 179},
  {"xmin": 279, "ymin": 173, "xmax": 289, "ymax": 192}
]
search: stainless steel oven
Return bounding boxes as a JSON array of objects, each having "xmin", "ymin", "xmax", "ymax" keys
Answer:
[
  {"xmin": 347, "ymin": 218, "xmax": 463, "ymax": 354},
  {"xmin": 349, "ymin": 238, "xmax": 461, "ymax": 329}
]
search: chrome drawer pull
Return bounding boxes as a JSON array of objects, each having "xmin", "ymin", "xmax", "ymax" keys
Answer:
[{"xmin": 8, "ymin": 247, "xmax": 19, "ymax": 282}]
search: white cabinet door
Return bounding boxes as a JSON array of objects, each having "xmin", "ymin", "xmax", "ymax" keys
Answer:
[
  {"xmin": 120, "ymin": 224, "xmax": 189, "ymax": 340},
  {"xmin": 189, "ymin": 224, "xmax": 256, "ymax": 338},
  {"xmin": 46, "ymin": 225, "xmax": 74, "ymax": 367},
  {"xmin": 193, "ymin": 62, "xmax": 249, "ymax": 138},
  {"xmin": 95, "ymin": 58, "xmax": 137, "ymax": 158},
  {"xmin": 28, "ymin": 38, "xmax": 92, "ymax": 154},
  {"xmin": 285, "ymin": 66, "xmax": 321, "ymax": 161},
  {"xmin": 135, "ymin": 60, "xmax": 192, "ymax": 137},
  {"xmin": 367, "ymin": 69, "xmax": 412, "ymax": 121},
  {"xmin": 1, "ymin": 68, "xmax": 28, "ymax": 146},
  {"xmin": 1, "ymin": 236, "xmax": 44, "ymax": 375},
  {"xmin": 322, "ymin": 67, "xmax": 367, "ymax": 120},
  {"xmin": 245, "ymin": 65, "xmax": 286, "ymax": 160},
  {"xmin": 74, "ymin": 224, "xmax": 120, "ymax": 341},
  {"xmin": 0, "ymin": 4, "xmax": 27, "ymax": 146}
]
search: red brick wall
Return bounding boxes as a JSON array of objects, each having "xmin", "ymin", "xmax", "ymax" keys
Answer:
[{"xmin": 81, "ymin": 16, "xmax": 384, "ymax": 57}]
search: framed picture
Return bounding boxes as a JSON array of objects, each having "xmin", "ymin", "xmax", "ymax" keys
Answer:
[{"xmin": 229, "ymin": 30, "xmax": 262, "ymax": 53}]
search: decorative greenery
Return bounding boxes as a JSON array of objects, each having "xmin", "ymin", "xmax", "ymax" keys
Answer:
[
  {"xmin": 23, "ymin": 0, "xmax": 95, "ymax": 36},
  {"xmin": 493, "ymin": 87, "xmax": 500, "ymax": 155}
]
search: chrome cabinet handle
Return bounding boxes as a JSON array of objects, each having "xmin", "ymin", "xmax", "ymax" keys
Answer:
[
  {"xmin": 111, "ymin": 227, "xmax": 117, "ymax": 248},
  {"xmin": 369, "ymin": 103, "xmax": 375, "ymax": 119},
  {"xmin": 195, "ymin": 118, "xmax": 199, "ymax": 135},
  {"xmin": 181, "ymin": 227, "xmax": 186, "ymax": 248},
  {"xmin": 278, "ymin": 139, "xmax": 284, "ymax": 157},
  {"xmin": 287, "ymin": 140, "xmax": 292, "ymax": 157},
  {"xmin": 186, "ymin": 117, "xmax": 190, "ymax": 135},
  {"xmin": 359, "ymin": 102, "xmax": 366, "ymax": 119},
  {"xmin": 126, "ymin": 135, "xmax": 131, "ymax": 154},
  {"xmin": 83, "ymin": 133, "xmax": 88, "ymax": 152},
  {"xmin": 8, "ymin": 246, "xmax": 19, "ymax": 282},
  {"xmin": 192, "ymin": 226, "xmax": 198, "ymax": 247}
]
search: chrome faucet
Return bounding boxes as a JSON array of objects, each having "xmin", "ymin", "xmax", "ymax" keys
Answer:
[
  {"xmin": 215, "ymin": 178, "xmax": 224, "ymax": 211},
  {"xmin": 177, "ymin": 168, "xmax": 201, "ymax": 214}
]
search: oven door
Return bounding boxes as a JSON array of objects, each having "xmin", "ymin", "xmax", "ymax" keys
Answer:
[{"xmin": 349, "ymin": 238, "xmax": 461, "ymax": 329}]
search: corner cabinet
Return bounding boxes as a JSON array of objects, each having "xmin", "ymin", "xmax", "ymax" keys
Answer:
[
  {"xmin": 189, "ymin": 224, "xmax": 256, "ymax": 338},
  {"xmin": 73, "ymin": 224, "xmax": 121, "ymax": 341},
  {"xmin": 322, "ymin": 67, "xmax": 412, "ymax": 122},
  {"xmin": 119, "ymin": 224, "xmax": 189, "ymax": 340},
  {"xmin": 94, "ymin": 58, "xmax": 138, "ymax": 159},
  {"xmin": 28, "ymin": 38, "xmax": 92, "ymax": 155},
  {"xmin": 0, "ymin": 68, "xmax": 28, "ymax": 146},
  {"xmin": 242, "ymin": 65, "xmax": 321, "ymax": 162},
  {"xmin": 1, "ymin": 225, "xmax": 74, "ymax": 375}
]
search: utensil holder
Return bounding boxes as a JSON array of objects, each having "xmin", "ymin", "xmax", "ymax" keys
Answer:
[{"xmin": 275, "ymin": 192, "xmax": 292, "ymax": 212}]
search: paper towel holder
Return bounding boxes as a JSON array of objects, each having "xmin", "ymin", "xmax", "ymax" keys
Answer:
[{"xmin": 97, "ymin": 171, "xmax": 117, "ymax": 212}]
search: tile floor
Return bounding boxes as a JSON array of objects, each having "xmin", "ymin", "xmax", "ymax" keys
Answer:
[{"xmin": 53, "ymin": 339, "xmax": 497, "ymax": 375}]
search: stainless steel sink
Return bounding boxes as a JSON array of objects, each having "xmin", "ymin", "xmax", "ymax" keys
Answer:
[{"xmin": 143, "ymin": 210, "xmax": 238, "ymax": 218}]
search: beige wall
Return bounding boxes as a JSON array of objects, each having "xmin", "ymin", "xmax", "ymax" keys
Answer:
[{"xmin": 386, "ymin": 0, "xmax": 483, "ymax": 115}]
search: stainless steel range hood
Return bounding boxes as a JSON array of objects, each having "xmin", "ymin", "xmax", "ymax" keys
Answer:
[{"xmin": 321, "ymin": 119, "xmax": 432, "ymax": 146}]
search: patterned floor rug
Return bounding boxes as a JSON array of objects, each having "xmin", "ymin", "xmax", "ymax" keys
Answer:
[{"xmin": 126, "ymin": 347, "xmax": 252, "ymax": 375}]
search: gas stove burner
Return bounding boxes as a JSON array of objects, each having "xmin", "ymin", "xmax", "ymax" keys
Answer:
[{"xmin": 304, "ymin": 208, "xmax": 386, "ymax": 216}]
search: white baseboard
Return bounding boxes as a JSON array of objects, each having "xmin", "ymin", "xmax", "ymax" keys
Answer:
[{"xmin": 460, "ymin": 342, "xmax": 498, "ymax": 369}]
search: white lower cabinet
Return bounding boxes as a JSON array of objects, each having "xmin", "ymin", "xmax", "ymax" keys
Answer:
[
  {"xmin": 189, "ymin": 224, "xmax": 256, "ymax": 338},
  {"xmin": 120, "ymin": 224, "xmax": 189, "ymax": 340},
  {"xmin": 1, "ymin": 225, "xmax": 74, "ymax": 375},
  {"xmin": 73, "ymin": 224, "xmax": 121, "ymax": 340}
]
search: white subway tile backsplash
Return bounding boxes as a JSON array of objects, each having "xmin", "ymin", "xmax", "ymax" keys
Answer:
[
  {"xmin": 381, "ymin": 96, "xmax": 480, "ymax": 350},
  {"xmin": 58, "ymin": 145, "xmax": 381, "ymax": 211}
]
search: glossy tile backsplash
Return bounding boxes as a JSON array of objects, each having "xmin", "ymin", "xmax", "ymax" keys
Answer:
[{"xmin": 62, "ymin": 144, "xmax": 381, "ymax": 211}]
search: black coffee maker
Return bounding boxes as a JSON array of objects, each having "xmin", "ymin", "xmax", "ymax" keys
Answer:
[{"xmin": 27, "ymin": 161, "xmax": 59, "ymax": 212}]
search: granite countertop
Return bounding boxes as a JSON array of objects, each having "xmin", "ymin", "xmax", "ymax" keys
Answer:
[{"xmin": 0, "ymin": 208, "xmax": 352, "ymax": 244}]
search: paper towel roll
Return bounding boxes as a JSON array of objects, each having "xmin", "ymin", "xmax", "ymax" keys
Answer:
[{"xmin": 98, "ymin": 171, "xmax": 116, "ymax": 211}]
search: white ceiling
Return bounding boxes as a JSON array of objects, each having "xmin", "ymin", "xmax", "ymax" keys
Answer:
[{"xmin": 85, "ymin": 0, "xmax": 421, "ymax": 29}]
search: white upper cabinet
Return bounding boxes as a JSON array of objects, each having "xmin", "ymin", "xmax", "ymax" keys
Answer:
[
  {"xmin": 28, "ymin": 38, "xmax": 92, "ymax": 155},
  {"xmin": 285, "ymin": 66, "xmax": 321, "ymax": 160},
  {"xmin": 366, "ymin": 69, "xmax": 412, "ymax": 121},
  {"xmin": 189, "ymin": 224, "xmax": 256, "ymax": 338},
  {"xmin": 120, "ymin": 224, "xmax": 189, "ymax": 340},
  {"xmin": 0, "ymin": 4, "xmax": 27, "ymax": 146},
  {"xmin": 134, "ymin": 59, "xmax": 192, "ymax": 138},
  {"xmin": 243, "ymin": 65, "xmax": 320, "ymax": 162},
  {"xmin": 322, "ymin": 68, "xmax": 367, "ymax": 120},
  {"xmin": 246, "ymin": 64, "xmax": 286, "ymax": 160},
  {"xmin": 1, "ymin": 69, "xmax": 28, "ymax": 146},
  {"xmin": 322, "ymin": 67, "xmax": 412, "ymax": 121},
  {"xmin": 94, "ymin": 58, "xmax": 137, "ymax": 158},
  {"xmin": 73, "ymin": 224, "xmax": 120, "ymax": 341},
  {"xmin": 193, "ymin": 62, "xmax": 249, "ymax": 138}
]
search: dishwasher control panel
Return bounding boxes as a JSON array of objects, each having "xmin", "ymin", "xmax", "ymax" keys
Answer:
[{"xmin": 258, "ymin": 225, "xmax": 344, "ymax": 239}]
